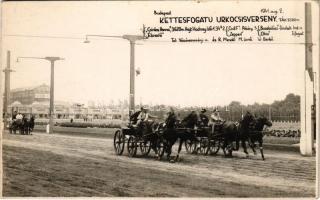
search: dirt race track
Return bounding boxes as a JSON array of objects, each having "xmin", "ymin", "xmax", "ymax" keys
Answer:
[{"xmin": 2, "ymin": 131, "xmax": 316, "ymax": 197}]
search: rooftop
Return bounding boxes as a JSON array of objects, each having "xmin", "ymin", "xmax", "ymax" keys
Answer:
[{"xmin": 11, "ymin": 84, "xmax": 49, "ymax": 93}]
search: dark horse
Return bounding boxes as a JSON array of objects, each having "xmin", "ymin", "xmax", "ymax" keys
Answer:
[
  {"xmin": 154, "ymin": 112, "xmax": 198, "ymax": 162},
  {"xmin": 244, "ymin": 116, "xmax": 272, "ymax": 160},
  {"xmin": 220, "ymin": 116, "xmax": 272, "ymax": 160},
  {"xmin": 214, "ymin": 121, "xmax": 241, "ymax": 156}
]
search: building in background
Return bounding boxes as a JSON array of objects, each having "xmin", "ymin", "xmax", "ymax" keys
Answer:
[
  {"xmin": 10, "ymin": 84, "xmax": 50, "ymax": 105},
  {"xmin": 6, "ymin": 84, "xmax": 129, "ymax": 120}
]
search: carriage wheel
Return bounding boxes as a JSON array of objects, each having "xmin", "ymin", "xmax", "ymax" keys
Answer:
[
  {"xmin": 199, "ymin": 138, "xmax": 209, "ymax": 155},
  {"xmin": 127, "ymin": 136, "xmax": 137, "ymax": 157},
  {"xmin": 185, "ymin": 139, "xmax": 196, "ymax": 154},
  {"xmin": 113, "ymin": 130, "xmax": 125, "ymax": 155},
  {"xmin": 140, "ymin": 140, "xmax": 152, "ymax": 156},
  {"xmin": 207, "ymin": 140, "xmax": 220, "ymax": 155},
  {"xmin": 156, "ymin": 138, "xmax": 165, "ymax": 158}
]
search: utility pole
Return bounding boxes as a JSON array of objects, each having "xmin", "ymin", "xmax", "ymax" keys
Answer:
[
  {"xmin": 84, "ymin": 34, "xmax": 144, "ymax": 116},
  {"xmin": 16, "ymin": 56, "xmax": 64, "ymax": 134},
  {"xmin": 268, "ymin": 106, "xmax": 272, "ymax": 121},
  {"xmin": 3, "ymin": 51, "xmax": 15, "ymax": 127},
  {"xmin": 300, "ymin": 2, "xmax": 314, "ymax": 156},
  {"xmin": 122, "ymin": 35, "xmax": 144, "ymax": 116}
]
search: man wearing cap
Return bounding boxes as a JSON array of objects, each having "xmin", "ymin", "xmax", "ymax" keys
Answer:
[
  {"xmin": 199, "ymin": 108, "xmax": 209, "ymax": 127},
  {"xmin": 137, "ymin": 106, "xmax": 158, "ymax": 135},
  {"xmin": 137, "ymin": 106, "xmax": 149, "ymax": 125}
]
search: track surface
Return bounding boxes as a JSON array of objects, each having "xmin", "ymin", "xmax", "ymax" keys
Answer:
[{"xmin": 2, "ymin": 131, "xmax": 316, "ymax": 197}]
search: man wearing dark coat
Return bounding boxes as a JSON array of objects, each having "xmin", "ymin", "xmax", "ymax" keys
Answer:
[
  {"xmin": 12, "ymin": 111, "xmax": 17, "ymax": 120},
  {"xmin": 129, "ymin": 107, "xmax": 142, "ymax": 125},
  {"xmin": 165, "ymin": 107, "xmax": 177, "ymax": 129},
  {"xmin": 199, "ymin": 108, "xmax": 209, "ymax": 127}
]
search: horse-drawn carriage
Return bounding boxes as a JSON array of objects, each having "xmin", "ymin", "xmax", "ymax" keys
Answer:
[
  {"xmin": 180, "ymin": 122, "xmax": 230, "ymax": 156},
  {"xmin": 113, "ymin": 121, "xmax": 166, "ymax": 158},
  {"xmin": 113, "ymin": 112, "xmax": 272, "ymax": 161},
  {"xmin": 181, "ymin": 116, "xmax": 273, "ymax": 160},
  {"xmin": 9, "ymin": 117, "xmax": 35, "ymax": 135}
]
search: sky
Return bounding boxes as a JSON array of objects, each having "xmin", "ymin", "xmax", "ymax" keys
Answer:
[{"xmin": 1, "ymin": 1, "xmax": 319, "ymax": 107}]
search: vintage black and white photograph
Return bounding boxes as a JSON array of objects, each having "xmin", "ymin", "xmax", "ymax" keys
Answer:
[{"xmin": 0, "ymin": 0, "xmax": 319, "ymax": 197}]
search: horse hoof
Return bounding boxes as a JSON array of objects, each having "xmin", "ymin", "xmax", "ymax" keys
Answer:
[{"xmin": 169, "ymin": 159, "xmax": 175, "ymax": 163}]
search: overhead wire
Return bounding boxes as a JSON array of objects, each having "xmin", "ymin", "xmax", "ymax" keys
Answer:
[{"xmin": 4, "ymin": 33, "xmax": 308, "ymax": 46}]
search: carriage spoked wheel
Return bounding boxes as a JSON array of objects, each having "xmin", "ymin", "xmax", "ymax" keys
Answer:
[
  {"xmin": 113, "ymin": 130, "xmax": 125, "ymax": 155},
  {"xmin": 156, "ymin": 138, "xmax": 166, "ymax": 159},
  {"xmin": 127, "ymin": 136, "xmax": 138, "ymax": 157},
  {"xmin": 206, "ymin": 140, "xmax": 220, "ymax": 155},
  {"xmin": 199, "ymin": 138, "xmax": 209, "ymax": 155},
  {"xmin": 140, "ymin": 140, "xmax": 152, "ymax": 156},
  {"xmin": 185, "ymin": 139, "xmax": 197, "ymax": 154}
]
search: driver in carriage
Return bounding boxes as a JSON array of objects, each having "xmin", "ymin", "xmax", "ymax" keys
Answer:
[
  {"xmin": 12, "ymin": 111, "xmax": 17, "ymax": 120},
  {"xmin": 9, "ymin": 111, "xmax": 18, "ymax": 132},
  {"xmin": 129, "ymin": 107, "xmax": 143, "ymax": 126},
  {"xmin": 199, "ymin": 108, "xmax": 209, "ymax": 127},
  {"xmin": 136, "ymin": 106, "xmax": 158, "ymax": 136},
  {"xmin": 209, "ymin": 108, "xmax": 223, "ymax": 134}
]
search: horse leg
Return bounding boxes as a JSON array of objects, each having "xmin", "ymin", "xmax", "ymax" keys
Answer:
[
  {"xmin": 258, "ymin": 138, "xmax": 265, "ymax": 160},
  {"xmin": 222, "ymin": 140, "xmax": 232, "ymax": 157},
  {"xmin": 222, "ymin": 140, "xmax": 227, "ymax": 156},
  {"xmin": 152, "ymin": 140, "xmax": 158, "ymax": 158},
  {"xmin": 248, "ymin": 137, "xmax": 257, "ymax": 155},
  {"xmin": 173, "ymin": 139, "xmax": 183, "ymax": 162},
  {"xmin": 241, "ymin": 139, "xmax": 249, "ymax": 158},
  {"xmin": 228, "ymin": 144, "xmax": 233, "ymax": 157},
  {"xmin": 235, "ymin": 139, "xmax": 240, "ymax": 151},
  {"xmin": 166, "ymin": 141, "xmax": 173, "ymax": 161},
  {"xmin": 152, "ymin": 138, "xmax": 160, "ymax": 159}
]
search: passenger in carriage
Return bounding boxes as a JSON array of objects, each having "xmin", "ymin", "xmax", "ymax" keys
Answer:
[
  {"xmin": 199, "ymin": 108, "xmax": 209, "ymax": 127},
  {"xmin": 209, "ymin": 108, "xmax": 222, "ymax": 133}
]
